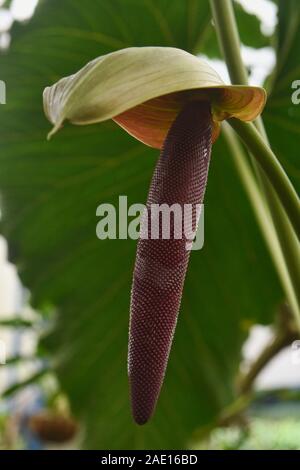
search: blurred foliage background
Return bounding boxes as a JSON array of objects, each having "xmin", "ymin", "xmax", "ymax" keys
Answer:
[{"xmin": 0, "ymin": 0, "xmax": 299, "ymax": 449}]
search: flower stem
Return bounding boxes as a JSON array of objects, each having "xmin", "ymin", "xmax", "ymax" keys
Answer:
[
  {"xmin": 210, "ymin": 0, "xmax": 300, "ymax": 322},
  {"xmin": 209, "ymin": 0, "xmax": 248, "ymax": 85},
  {"xmin": 238, "ymin": 303, "xmax": 299, "ymax": 394},
  {"xmin": 229, "ymin": 119, "xmax": 300, "ymax": 238},
  {"xmin": 223, "ymin": 123, "xmax": 300, "ymax": 322},
  {"xmin": 192, "ymin": 304, "xmax": 299, "ymax": 443}
]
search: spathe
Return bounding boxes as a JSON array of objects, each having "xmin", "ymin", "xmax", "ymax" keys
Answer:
[{"xmin": 43, "ymin": 46, "xmax": 266, "ymax": 147}]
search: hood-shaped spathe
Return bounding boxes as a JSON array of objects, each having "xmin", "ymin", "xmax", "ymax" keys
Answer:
[{"xmin": 43, "ymin": 46, "xmax": 266, "ymax": 148}]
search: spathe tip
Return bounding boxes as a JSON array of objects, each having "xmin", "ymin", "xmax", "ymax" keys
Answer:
[{"xmin": 47, "ymin": 122, "xmax": 62, "ymax": 140}]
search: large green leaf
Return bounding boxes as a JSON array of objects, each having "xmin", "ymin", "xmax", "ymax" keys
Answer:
[{"xmin": 0, "ymin": 0, "xmax": 282, "ymax": 449}]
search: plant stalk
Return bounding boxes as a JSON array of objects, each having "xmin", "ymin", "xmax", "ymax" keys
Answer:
[
  {"xmin": 223, "ymin": 123, "xmax": 300, "ymax": 321},
  {"xmin": 210, "ymin": 0, "xmax": 300, "ymax": 322},
  {"xmin": 209, "ymin": 0, "xmax": 248, "ymax": 85},
  {"xmin": 238, "ymin": 303, "xmax": 299, "ymax": 394},
  {"xmin": 229, "ymin": 119, "xmax": 300, "ymax": 238},
  {"xmin": 192, "ymin": 303, "xmax": 299, "ymax": 443}
]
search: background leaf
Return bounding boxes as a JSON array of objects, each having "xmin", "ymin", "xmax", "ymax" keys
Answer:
[{"xmin": 0, "ymin": 0, "xmax": 284, "ymax": 449}]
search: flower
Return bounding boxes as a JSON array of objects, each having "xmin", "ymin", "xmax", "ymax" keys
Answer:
[{"xmin": 43, "ymin": 46, "xmax": 266, "ymax": 147}]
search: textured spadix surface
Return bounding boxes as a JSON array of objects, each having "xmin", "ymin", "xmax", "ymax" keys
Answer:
[
  {"xmin": 129, "ymin": 101, "xmax": 212, "ymax": 424},
  {"xmin": 43, "ymin": 46, "xmax": 266, "ymax": 147}
]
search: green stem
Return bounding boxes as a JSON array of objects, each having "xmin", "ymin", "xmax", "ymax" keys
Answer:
[
  {"xmin": 209, "ymin": 0, "xmax": 248, "ymax": 85},
  {"xmin": 210, "ymin": 0, "xmax": 300, "ymax": 237},
  {"xmin": 265, "ymin": 190, "xmax": 300, "ymax": 310},
  {"xmin": 192, "ymin": 393, "xmax": 253, "ymax": 443},
  {"xmin": 238, "ymin": 304, "xmax": 299, "ymax": 394},
  {"xmin": 193, "ymin": 303, "xmax": 299, "ymax": 444},
  {"xmin": 209, "ymin": 0, "xmax": 266, "ymax": 139},
  {"xmin": 223, "ymin": 123, "xmax": 300, "ymax": 321},
  {"xmin": 210, "ymin": 0, "xmax": 300, "ymax": 323},
  {"xmin": 229, "ymin": 119, "xmax": 300, "ymax": 238}
]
